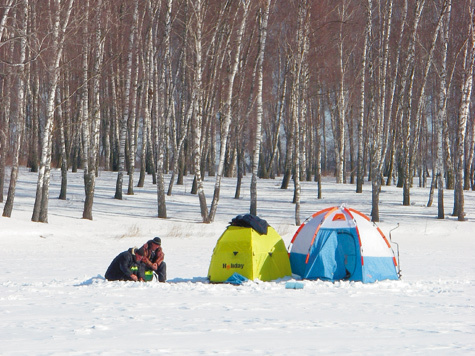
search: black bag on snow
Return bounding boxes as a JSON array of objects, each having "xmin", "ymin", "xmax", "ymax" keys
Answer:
[{"xmin": 230, "ymin": 214, "xmax": 269, "ymax": 235}]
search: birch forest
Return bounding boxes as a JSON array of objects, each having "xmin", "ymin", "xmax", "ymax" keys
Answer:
[{"xmin": 1, "ymin": 0, "xmax": 474, "ymax": 224}]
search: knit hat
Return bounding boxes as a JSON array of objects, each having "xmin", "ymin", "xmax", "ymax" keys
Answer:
[
  {"xmin": 152, "ymin": 237, "xmax": 161, "ymax": 245},
  {"xmin": 131, "ymin": 247, "xmax": 144, "ymax": 256},
  {"xmin": 131, "ymin": 247, "xmax": 144, "ymax": 262}
]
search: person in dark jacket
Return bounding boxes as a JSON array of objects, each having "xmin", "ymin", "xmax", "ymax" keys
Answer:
[
  {"xmin": 139, "ymin": 237, "xmax": 166, "ymax": 282},
  {"xmin": 105, "ymin": 247, "xmax": 146, "ymax": 281}
]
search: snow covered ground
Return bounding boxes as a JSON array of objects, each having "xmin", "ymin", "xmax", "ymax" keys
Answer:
[{"xmin": 1, "ymin": 168, "xmax": 474, "ymax": 355}]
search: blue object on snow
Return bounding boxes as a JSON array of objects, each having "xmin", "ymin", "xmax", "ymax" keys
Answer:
[
  {"xmin": 225, "ymin": 272, "xmax": 249, "ymax": 285},
  {"xmin": 285, "ymin": 281, "xmax": 304, "ymax": 289}
]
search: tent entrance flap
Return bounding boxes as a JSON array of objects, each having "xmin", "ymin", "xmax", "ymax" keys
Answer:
[{"xmin": 304, "ymin": 230, "xmax": 357, "ymax": 281}]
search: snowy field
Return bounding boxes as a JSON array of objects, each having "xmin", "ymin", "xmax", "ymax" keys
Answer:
[{"xmin": 1, "ymin": 168, "xmax": 474, "ymax": 355}]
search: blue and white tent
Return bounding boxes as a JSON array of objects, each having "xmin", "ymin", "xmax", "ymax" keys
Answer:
[{"xmin": 289, "ymin": 206, "xmax": 399, "ymax": 283}]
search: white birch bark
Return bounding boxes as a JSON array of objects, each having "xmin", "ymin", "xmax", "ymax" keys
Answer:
[
  {"xmin": 434, "ymin": 1, "xmax": 451, "ymax": 218},
  {"xmin": 407, "ymin": 1, "xmax": 448, "ymax": 184},
  {"xmin": 0, "ymin": 0, "xmax": 13, "ymax": 41},
  {"xmin": 80, "ymin": 0, "xmax": 91, "ymax": 218},
  {"xmin": 83, "ymin": 0, "xmax": 104, "ymax": 220},
  {"xmin": 190, "ymin": 0, "xmax": 209, "ymax": 222},
  {"xmin": 114, "ymin": 0, "xmax": 138, "ymax": 200},
  {"xmin": 0, "ymin": 34, "xmax": 15, "ymax": 203},
  {"xmin": 57, "ymin": 83, "xmax": 68, "ymax": 201},
  {"xmin": 316, "ymin": 93, "xmax": 324, "ymax": 199},
  {"xmin": 293, "ymin": 0, "xmax": 310, "ymax": 225},
  {"xmin": 370, "ymin": 0, "xmax": 394, "ymax": 222},
  {"xmin": 384, "ymin": 0, "xmax": 408, "ymax": 187},
  {"xmin": 138, "ymin": 12, "xmax": 154, "ymax": 188},
  {"xmin": 400, "ymin": 0, "xmax": 426, "ymax": 206},
  {"xmin": 156, "ymin": 0, "xmax": 172, "ymax": 219},
  {"xmin": 454, "ymin": 8, "xmax": 474, "ymax": 221},
  {"xmin": 335, "ymin": 0, "xmax": 350, "ymax": 184},
  {"xmin": 3, "ymin": 0, "xmax": 27, "ymax": 217},
  {"xmin": 250, "ymin": 0, "xmax": 271, "ymax": 216},
  {"xmin": 209, "ymin": 0, "xmax": 249, "ymax": 222},
  {"xmin": 32, "ymin": 0, "xmax": 74, "ymax": 223},
  {"xmin": 167, "ymin": 0, "xmax": 189, "ymax": 194},
  {"xmin": 127, "ymin": 52, "xmax": 140, "ymax": 195},
  {"xmin": 356, "ymin": 0, "xmax": 371, "ymax": 194}
]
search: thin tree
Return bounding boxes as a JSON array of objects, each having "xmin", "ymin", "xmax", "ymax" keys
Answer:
[
  {"xmin": 453, "ymin": 5, "xmax": 474, "ymax": 221},
  {"xmin": 250, "ymin": 0, "xmax": 271, "ymax": 216},
  {"xmin": 0, "ymin": 0, "xmax": 14, "ymax": 203},
  {"xmin": 114, "ymin": 0, "xmax": 138, "ymax": 200},
  {"xmin": 429, "ymin": 0, "xmax": 451, "ymax": 219},
  {"xmin": 32, "ymin": 0, "xmax": 74, "ymax": 223},
  {"xmin": 334, "ymin": 0, "xmax": 352, "ymax": 184},
  {"xmin": 190, "ymin": 0, "xmax": 209, "ymax": 223},
  {"xmin": 156, "ymin": 0, "xmax": 173, "ymax": 219},
  {"xmin": 399, "ymin": 0, "xmax": 426, "ymax": 206},
  {"xmin": 356, "ymin": 0, "xmax": 370, "ymax": 194},
  {"xmin": 83, "ymin": 0, "xmax": 105, "ymax": 220},
  {"xmin": 3, "ymin": 0, "xmax": 28, "ymax": 218},
  {"xmin": 209, "ymin": 0, "xmax": 250, "ymax": 222}
]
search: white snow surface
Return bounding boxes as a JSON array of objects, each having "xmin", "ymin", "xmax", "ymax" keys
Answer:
[{"xmin": 1, "ymin": 168, "xmax": 474, "ymax": 355}]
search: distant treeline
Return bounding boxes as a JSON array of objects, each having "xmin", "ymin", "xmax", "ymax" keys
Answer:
[{"xmin": 0, "ymin": 0, "xmax": 474, "ymax": 223}]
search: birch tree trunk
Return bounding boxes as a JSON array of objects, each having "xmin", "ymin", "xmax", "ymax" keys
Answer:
[
  {"xmin": 167, "ymin": 0, "xmax": 191, "ymax": 196},
  {"xmin": 400, "ymin": 0, "xmax": 426, "ymax": 206},
  {"xmin": 250, "ymin": 0, "xmax": 271, "ymax": 216},
  {"xmin": 264, "ymin": 62, "xmax": 287, "ymax": 178},
  {"xmin": 357, "ymin": 0, "xmax": 371, "ymax": 194},
  {"xmin": 369, "ymin": 0, "xmax": 395, "ymax": 221},
  {"xmin": 435, "ymin": 0, "xmax": 451, "ymax": 218},
  {"xmin": 83, "ymin": 0, "xmax": 104, "ymax": 220},
  {"xmin": 453, "ymin": 9, "xmax": 474, "ymax": 221},
  {"xmin": 209, "ymin": 0, "xmax": 249, "ymax": 222},
  {"xmin": 170, "ymin": 0, "xmax": 189, "ymax": 191},
  {"xmin": 385, "ymin": 0, "xmax": 408, "ymax": 187},
  {"xmin": 406, "ymin": 1, "xmax": 448, "ymax": 198},
  {"xmin": 335, "ymin": 0, "xmax": 350, "ymax": 184},
  {"xmin": 57, "ymin": 84, "xmax": 68, "ymax": 200},
  {"xmin": 0, "ymin": 0, "xmax": 13, "ymax": 37},
  {"xmin": 315, "ymin": 93, "xmax": 324, "ymax": 199},
  {"xmin": 465, "ymin": 108, "xmax": 475, "ymax": 190},
  {"xmin": 155, "ymin": 0, "xmax": 172, "ymax": 219},
  {"xmin": 114, "ymin": 0, "xmax": 138, "ymax": 200},
  {"xmin": 127, "ymin": 53, "xmax": 139, "ymax": 196},
  {"xmin": 0, "ymin": 0, "xmax": 14, "ymax": 203},
  {"xmin": 3, "ymin": 0, "xmax": 28, "ymax": 218},
  {"xmin": 80, "ymin": 0, "xmax": 92, "ymax": 219},
  {"xmin": 138, "ymin": 8, "xmax": 154, "ymax": 188},
  {"xmin": 190, "ymin": 0, "xmax": 209, "ymax": 222},
  {"xmin": 32, "ymin": 0, "xmax": 74, "ymax": 223},
  {"xmin": 293, "ymin": 0, "xmax": 310, "ymax": 225}
]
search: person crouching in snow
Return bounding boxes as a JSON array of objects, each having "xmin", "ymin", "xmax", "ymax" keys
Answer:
[
  {"xmin": 139, "ymin": 237, "xmax": 167, "ymax": 282},
  {"xmin": 105, "ymin": 247, "xmax": 146, "ymax": 281}
]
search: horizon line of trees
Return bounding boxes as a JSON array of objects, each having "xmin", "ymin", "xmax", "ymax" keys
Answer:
[{"xmin": 0, "ymin": 0, "xmax": 474, "ymax": 225}]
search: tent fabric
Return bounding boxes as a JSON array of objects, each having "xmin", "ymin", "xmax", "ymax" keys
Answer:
[
  {"xmin": 208, "ymin": 222, "xmax": 291, "ymax": 283},
  {"xmin": 289, "ymin": 206, "xmax": 398, "ymax": 283}
]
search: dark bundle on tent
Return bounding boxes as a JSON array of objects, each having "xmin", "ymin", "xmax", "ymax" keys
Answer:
[{"xmin": 230, "ymin": 214, "xmax": 268, "ymax": 235}]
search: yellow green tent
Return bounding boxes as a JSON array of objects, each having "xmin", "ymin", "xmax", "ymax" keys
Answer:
[{"xmin": 208, "ymin": 222, "xmax": 292, "ymax": 283}]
